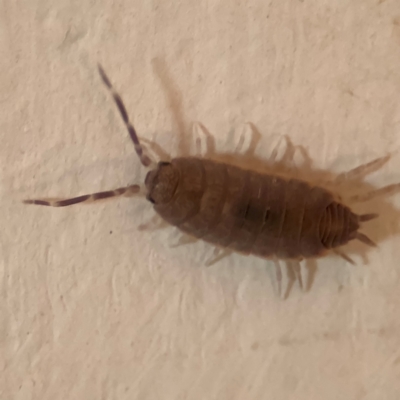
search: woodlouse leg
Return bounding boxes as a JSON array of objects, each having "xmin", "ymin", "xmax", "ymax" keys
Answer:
[
  {"xmin": 234, "ymin": 122, "xmax": 261, "ymax": 156},
  {"xmin": 333, "ymin": 249, "xmax": 355, "ymax": 265},
  {"xmin": 169, "ymin": 233, "xmax": 197, "ymax": 248},
  {"xmin": 335, "ymin": 154, "xmax": 390, "ymax": 183},
  {"xmin": 349, "ymin": 183, "xmax": 400, "ymax": 203},
  {"xmin": 139, "ymin": 137, "xmax": 171, "ymax": 161},
  {"xmin": 138, "ymin": 215, "xmax": 169, "ymax": 231},
  {"xmin": 273, "ymin": 258, "xmax": 283, "ymax": 298},
  {"xmin": 279, "ymin": 137, "xmax": 297, "ymax": 168},
  {"xmin": 358, "ymin": 213, "xmax": 378, "ymax": 222},
  {"xmin": 269, "ymin": 135, "xmax": 290, "ymax": 164},
  {"xmin": 205, "ymin": 247, "xmax": 232, "ymax": 267},
  {"xmin": 288, "ymin": 260, "xmax": 303, "ymax": 290},
  {"xmin": 282, "ymin": 262, "xmax": 296, "ymax": 300},
  {"xmin": 192, "ymin": 122, "xmax": 216, "ymax": 157},
  {"xmin": 356, "ymin": 232, "xmax": 376, "ymax": 247},
  {"xmin": 269, "ymin": 135, "xmax": 309, "ymax": 174},
  {"xmin": 293, "ymin": 145, "xmax": 313, "ymax": 169},
  {"xmin": 23, "ymin": 185, "xmax": 141, "ymax": 207},
  {"xmin": 98, "ymin": 64, "xmax": 155, "ymax": 168}
]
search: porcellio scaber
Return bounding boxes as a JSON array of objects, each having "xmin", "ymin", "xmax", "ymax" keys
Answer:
[{"xmin": 24, "ymin": 65, "xmax": 400, "ymax": 293}]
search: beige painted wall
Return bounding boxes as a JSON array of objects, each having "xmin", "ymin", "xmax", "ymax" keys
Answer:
[{"xmin": 2, "ymin": 0, "xmax": 400, "ymax": 399}]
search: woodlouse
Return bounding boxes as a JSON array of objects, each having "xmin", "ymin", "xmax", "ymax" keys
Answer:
[{"xmin": 24, "ymin": 65, "xmax": 400, "ymax": 295}]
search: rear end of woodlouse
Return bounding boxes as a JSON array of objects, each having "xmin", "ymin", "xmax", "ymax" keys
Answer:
[{"xmin": 24, "ymin": 64, "xmax": 400, "ymax": 297}]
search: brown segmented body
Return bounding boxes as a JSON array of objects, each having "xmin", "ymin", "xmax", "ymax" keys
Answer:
[
  {"xmin": 146, "ymin": 157, "xmax": 358, "ymax": 260},
  {"xmin": 24, "ymin": 64, "xmax": 397, "ymax": 276}
]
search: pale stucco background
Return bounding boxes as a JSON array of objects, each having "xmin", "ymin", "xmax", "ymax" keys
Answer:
[{"xmin": 2, "ymin": 0, "xmax": 400, "ymax": 399}]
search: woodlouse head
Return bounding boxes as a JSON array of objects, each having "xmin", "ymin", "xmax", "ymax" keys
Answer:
[{"xmin": 145, "ymin": 161, "xmax": 179, "ymax": 205}]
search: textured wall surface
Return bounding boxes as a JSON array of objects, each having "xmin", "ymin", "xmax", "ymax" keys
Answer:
[{"xmin": 2, "ymin": 0, "xmax": 400, "ymax": 399}]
